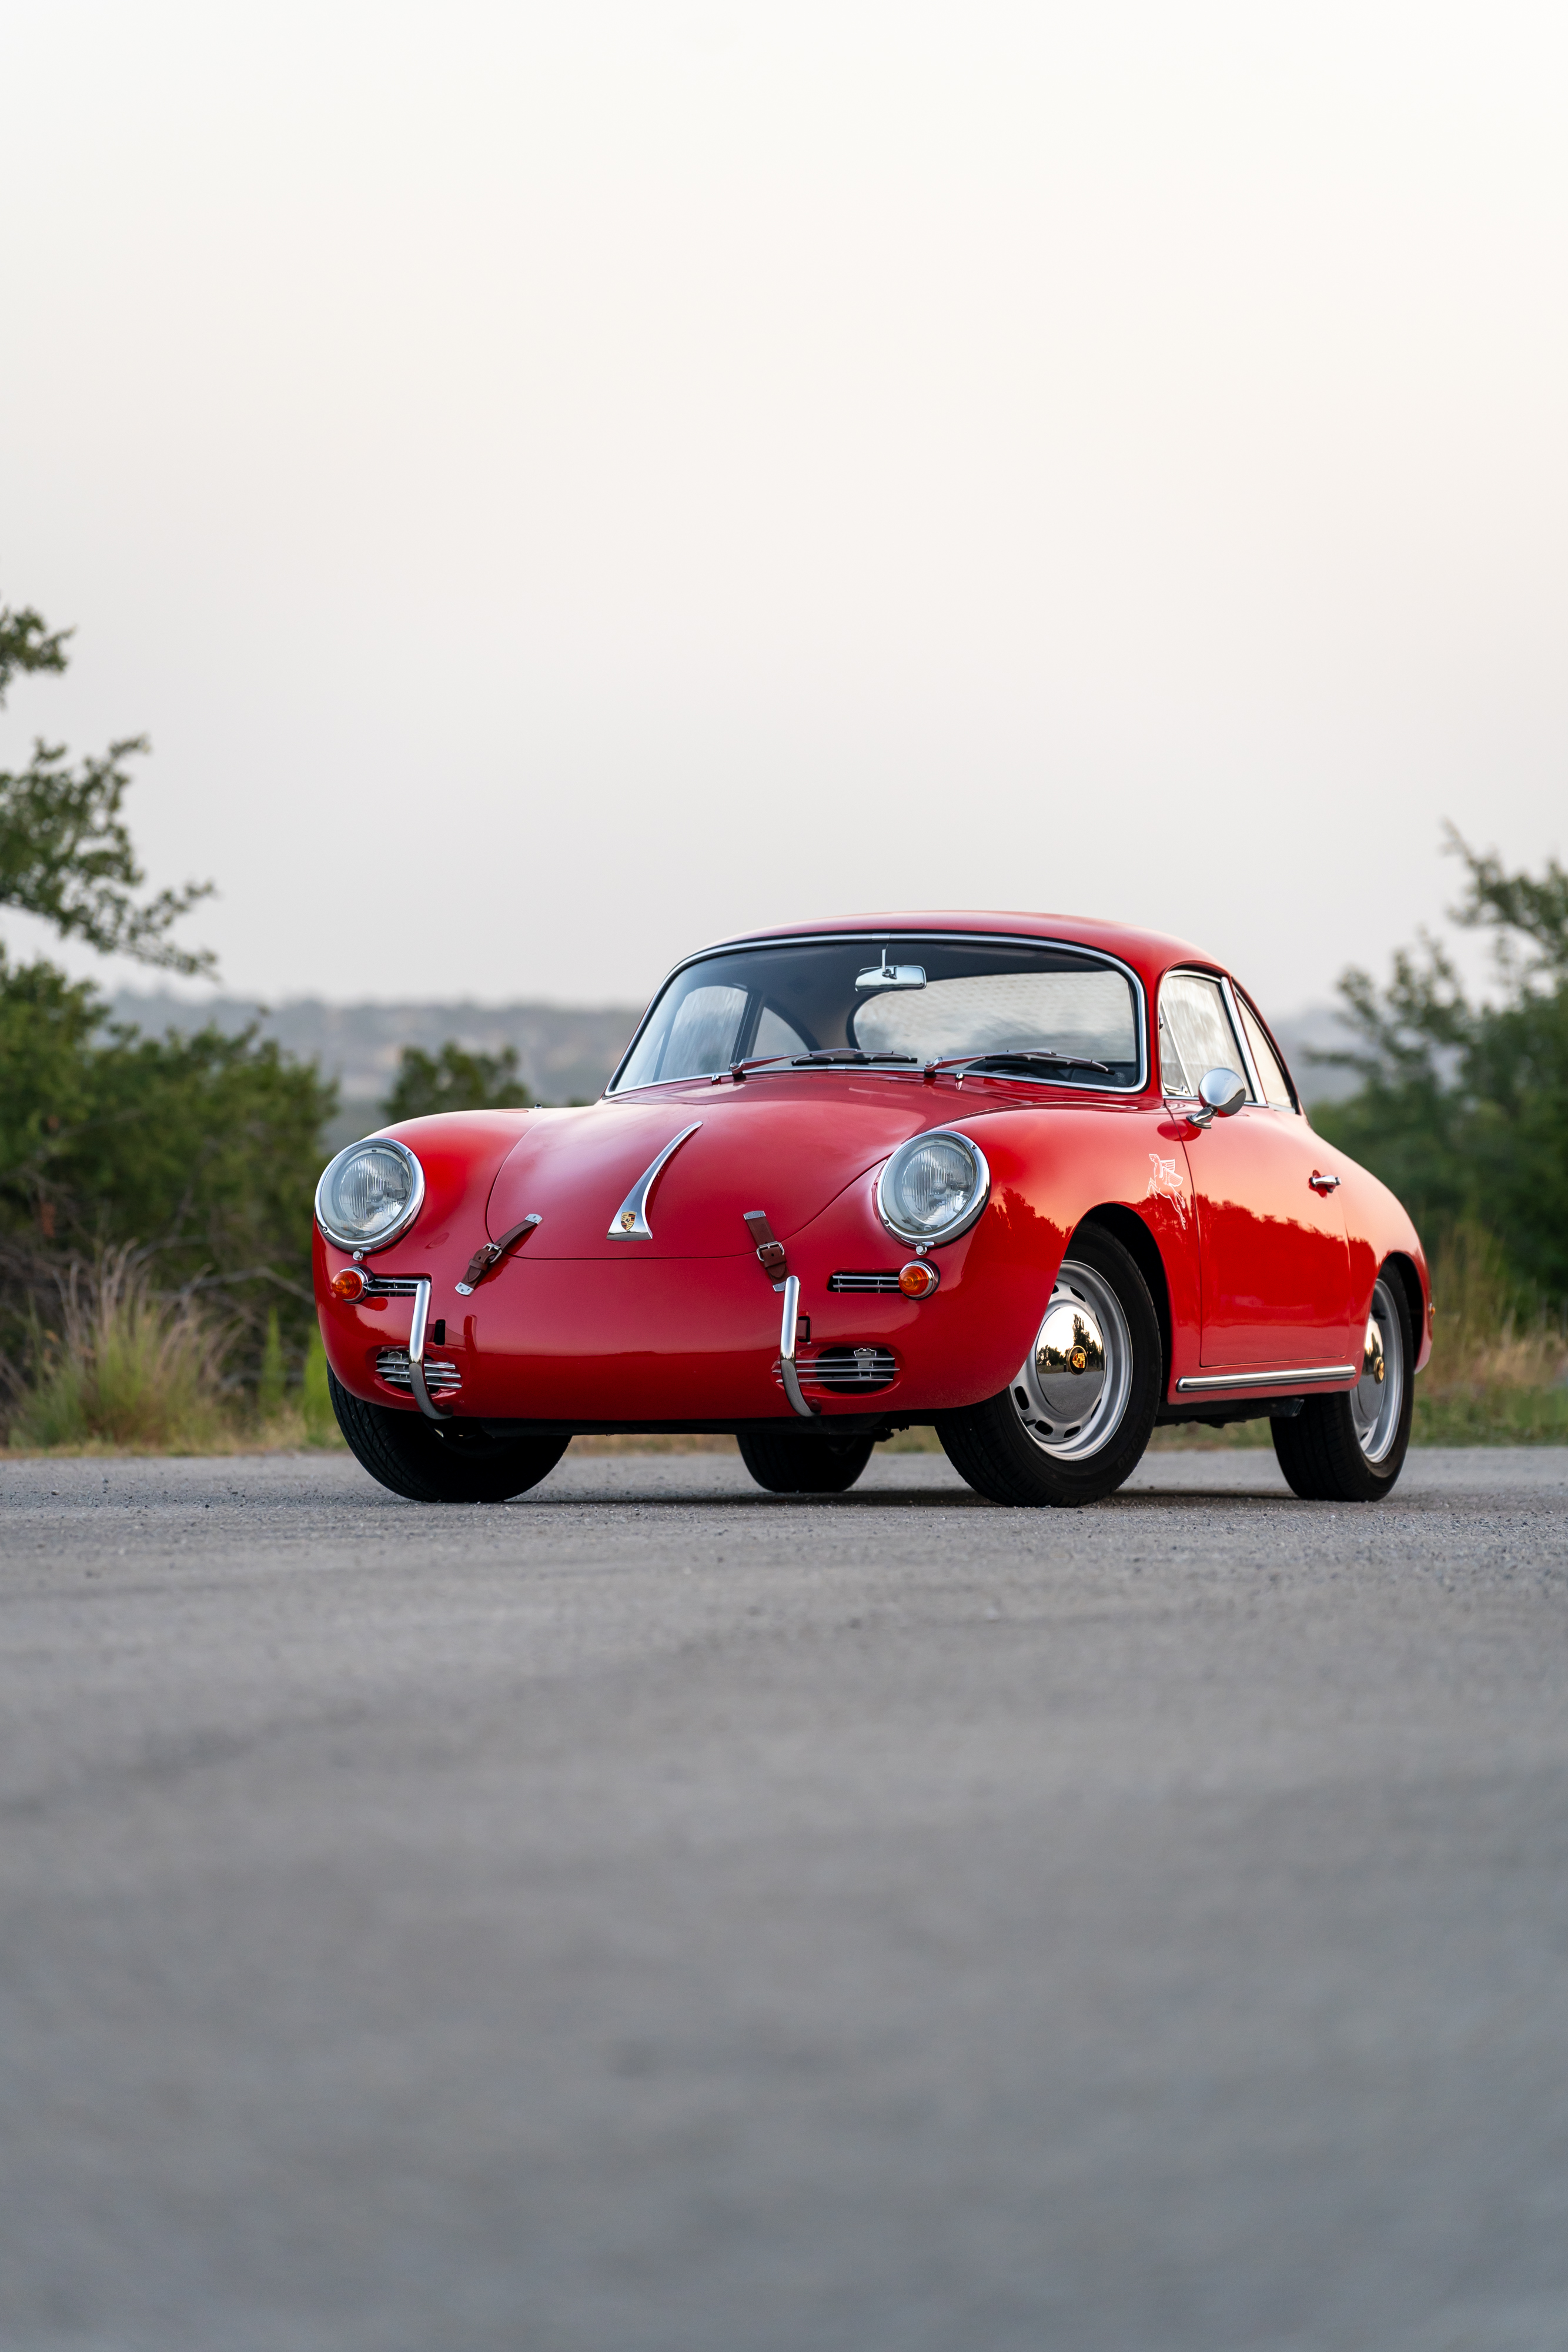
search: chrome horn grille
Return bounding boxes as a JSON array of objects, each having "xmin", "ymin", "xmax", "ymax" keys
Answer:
[
  {"xmin": 776, "ymin": 1344, "xmax": 900, "ymax": 1395},
  {"xmin": 376, "ymin": 1348, "xmax": 462, "ymax": 1396}
]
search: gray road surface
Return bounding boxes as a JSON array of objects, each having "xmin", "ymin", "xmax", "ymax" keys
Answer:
[{"xmin": 2, "ymin": 1445, "xmax": 1566, "ymax": 2352}]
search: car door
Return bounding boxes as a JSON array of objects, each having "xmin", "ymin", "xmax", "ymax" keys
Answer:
[{"xmin": 1158, "ymin": 971, "xmax": 1353, "ymax": 1367}]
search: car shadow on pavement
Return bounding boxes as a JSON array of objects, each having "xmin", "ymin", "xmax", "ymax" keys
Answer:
[{"xmin": 517, "ymin": 1484, "xmax": 1302, "ymax": 1512}]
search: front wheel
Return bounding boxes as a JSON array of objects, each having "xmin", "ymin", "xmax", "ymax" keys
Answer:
[
  {"xmin": 736, "ymin": 1428, "xmax": 876, "ymax": 1495},
  {"xmin": 1272, "ymin": 1272, "xmax": 1414, "ymax": 1502},
  {"xmin": 937, "ymin": 1226, "xmax": 1161, "ymax": 1506},
  {"xmin": 329, "ymin": 1371, "xmax": 570, "ymax": 1502}
]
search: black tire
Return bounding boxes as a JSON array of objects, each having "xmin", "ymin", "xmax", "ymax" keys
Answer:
[
  {"xmin": 329, "ymin": 1370, "xmax": 570, "ymax": 1503},
  {"xmin": 1272, "ymin": 1271, "xmax": 1414, "ymax": 1502},
  {"xmin": 736, "ymin": 1428, "xmax": 877, "ymax": 1495},
  {"xmin": 937, "ymin": 1224, "xmax": 1161, "ymax": 1506}
]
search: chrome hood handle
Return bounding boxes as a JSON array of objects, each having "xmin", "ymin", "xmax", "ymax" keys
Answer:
[{"xmin": 607, "ymin": 1122, "xmax": 703, "ymax": 1240}]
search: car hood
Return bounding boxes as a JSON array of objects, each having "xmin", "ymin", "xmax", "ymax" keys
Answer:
[{"xmin": 484, "ymin": 1084, "xmax": 964, "ymax": 1258}]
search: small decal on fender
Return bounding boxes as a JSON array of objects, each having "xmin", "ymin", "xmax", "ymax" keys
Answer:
[{"xmin": 1146, "ymin": 1152, "xmax": 1186, "ymax": 1220}]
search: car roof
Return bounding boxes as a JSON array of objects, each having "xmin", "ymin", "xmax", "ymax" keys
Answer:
[{"xmin": 706, "ymin": 911, "xmax": 1225, "ymax": 994}]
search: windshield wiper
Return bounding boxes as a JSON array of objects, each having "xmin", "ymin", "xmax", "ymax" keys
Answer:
[
  {"xmin": 710, "ymin": 1051, "xmax": 919, "ymax": 1084},
  {"xmin": 932, "ymin": 1048, "xmax": 1112, "ymax": 1079},
  {"xmin": 710, "ymin": 1047, "xmax": 1108, "ymax": 1087},
  {"xmin": 791, "ymin": 1051, "xmax": 918, "ymax": 1068}
]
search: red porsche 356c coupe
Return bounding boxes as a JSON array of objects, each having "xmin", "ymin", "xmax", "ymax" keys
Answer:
[{"xmin": 314, "ymin": 912, "xmax": 1430, "ymax": 1509}]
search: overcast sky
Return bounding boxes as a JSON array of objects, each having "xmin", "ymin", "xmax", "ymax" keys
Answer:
[{"xmin": 2, "ymin": 1, "xmax": 1564, "ymax": 1021}]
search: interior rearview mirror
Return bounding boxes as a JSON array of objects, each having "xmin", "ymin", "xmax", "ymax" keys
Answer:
[{"xmin": 855, "ymin": 957, "xmax": 927, "ymax": 991}]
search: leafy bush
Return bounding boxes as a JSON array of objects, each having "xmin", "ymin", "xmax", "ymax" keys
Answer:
[
  {"xmin": 258, "ymin": 1308, "xmax": 286, "ymax": 1422},
  {"xmin": 382, "ymin": 1040, "xmax": 529, "ymax": 1121},
  {"xmin": 1315, "ymin": 831, "xmax": 1568, "ymax": 1303},
  {"xmin": 0, "ymin": 951, "xmax": 336, "ymax": 1422}
]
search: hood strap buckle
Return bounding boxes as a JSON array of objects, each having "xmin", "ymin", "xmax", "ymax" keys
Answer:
[
  {"xmin": 455, "ymin": 1213, "xmax": 541, "ymax": 1296},
  {"xmin": 743, "ymin": 1210, "xmax": 788, "ymax": 1279}
]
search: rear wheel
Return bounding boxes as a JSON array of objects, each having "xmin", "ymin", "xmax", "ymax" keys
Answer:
[
  {"xmin": 1272, "ymin": 1272, "xmax": 1413, "ymax": 1502},
  {"xmin": 737, "ymin": 1428, "xmax": 876, "ymax": 1495},
  {"xmin": 329, "ymin": 1371, "xmax": 570, "ymax": 1502},
  {"xmin": 938, "ymin": 1225, "xmax": 1161, "ymax": 1506}
]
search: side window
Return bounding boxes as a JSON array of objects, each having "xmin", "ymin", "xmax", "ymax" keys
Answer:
[
  {"xmin": 1158, "ymin": 972, "xmax": 1251, "ymax": 1100},
  {"xmin": 654, "ymin": 984, "xmax": 749, "ymax": 1081},
  {"xmin": 1235, "ymin": 995, "xmax": 1295, "ymax": 1110},
  {"xmin": 754, "ymin": 1004, "xmax": 808, "ymax": 1061}
]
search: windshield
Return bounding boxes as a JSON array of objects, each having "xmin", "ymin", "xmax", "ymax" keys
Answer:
[{"xmin": 611, "ymin": 937, "xmax": 1144, "ymax": 1093}]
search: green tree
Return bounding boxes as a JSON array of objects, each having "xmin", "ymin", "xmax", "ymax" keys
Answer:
[
  {"xmin": 382, "ymin": 1040, "xmax": 530, "ymax": 1121},
  {"xmin": 0, "ymin": 958, "xmax": 335, "ymax": 1365},
  {"xmin": 0, "ymin": 601, "xmax": 335, "ymax": 1417},
  {"xmin": 1, "ymin": 601, "xmax": 213, "ymax": 971},
  {"xmin": 1316, "ymin": 829, "xmax": 1568, "ymax": 1301}
]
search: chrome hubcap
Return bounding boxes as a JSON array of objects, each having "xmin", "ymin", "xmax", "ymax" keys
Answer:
[
  {"xmin": 1010, "ymin": 1258, "xmax": 1133, "ymax": 1462},
  {"xmin": 1350, "ymin": 1276, "xmax": 1405, "ymax": 1464}
]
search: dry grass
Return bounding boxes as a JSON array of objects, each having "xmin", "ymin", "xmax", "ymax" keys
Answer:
[
  {"xmin": 1413, "ymin": 1225, "xmax": 1568, "ymax": 1444},
  {"xmin": 4, "ymin": 1259, "xmax": 345, "ymax": 1457},
  {"xmin": 9, "ymin": 1249, "xmax": 233, "ymax": 1452}
]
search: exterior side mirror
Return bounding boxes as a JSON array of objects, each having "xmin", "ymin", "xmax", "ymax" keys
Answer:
[{"xmin": 1185, "ymin": 1067, "xmax": 1248, "ymax": 1127}]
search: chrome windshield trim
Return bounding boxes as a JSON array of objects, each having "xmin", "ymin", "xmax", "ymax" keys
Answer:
[
  {"xmin": 1176, "ymin": 1365, "xmax": 1358, "ymax": 1392},
  {"xmin": 607, "ymin": 931, "xmax": 1149, "ymax": 1098},
  {"xmin": 607, "ymin": 1122, "xmax": 703, "ymax": 1240}
]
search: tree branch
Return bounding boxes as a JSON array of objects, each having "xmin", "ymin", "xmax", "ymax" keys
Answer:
[{"xmin": 0, "ymin": 737, "xmax": 215, "ymax": 973}]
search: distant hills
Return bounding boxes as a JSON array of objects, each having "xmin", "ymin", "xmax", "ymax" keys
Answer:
[
  {"xmin": 108, "ymin": 990, "xmax": 1358, "ymax": 1151},
  {"xmin": 109, "ymin": 993, "xmax": 646, "ymax": 1149}
]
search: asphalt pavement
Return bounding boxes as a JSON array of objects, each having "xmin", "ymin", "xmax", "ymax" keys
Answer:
[{"xmin": 2, "ymin": 1444, "xmax": 1566, "ymax": 2352}]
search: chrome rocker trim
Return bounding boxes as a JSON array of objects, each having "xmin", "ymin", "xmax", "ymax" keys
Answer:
[
  {"xmin": 1176, "ymin": 1364, "xmax": 1358, "ymax": 1393},
  {"xmin": 607, "ymin": 1122, "xmax": 703, "ymax": 1240}
]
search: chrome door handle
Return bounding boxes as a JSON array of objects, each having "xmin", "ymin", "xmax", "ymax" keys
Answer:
[{"xmin": 1308, "ymin": 1171, "xmax": 1340, "ymax": 1194}]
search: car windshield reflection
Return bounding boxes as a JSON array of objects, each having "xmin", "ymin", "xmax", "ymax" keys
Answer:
[{"xmin": 611, "ymin": 938, "xmax": 1144, "ymax": 1094}]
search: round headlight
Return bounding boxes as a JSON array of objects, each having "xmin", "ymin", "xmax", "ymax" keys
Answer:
[
  {"xmin": 315, "ymin": 1138, "xmax": 425, "ymax": 1253},
  {"xmin": 875, "ymin": 1129, "xmax": 990, "ymax": 1247}
]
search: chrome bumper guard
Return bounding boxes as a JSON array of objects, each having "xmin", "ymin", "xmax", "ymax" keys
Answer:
[
  {"xmin": 777, "ymin": 1274, "xmax": 817, "ymax": 1419},
  {"xmin": 407, "ymin": 1277, "xmax": 453, "ymax": 1421}
]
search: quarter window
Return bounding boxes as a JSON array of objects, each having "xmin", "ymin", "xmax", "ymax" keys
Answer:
[{"xmin": 1235, "ymin": 995, "xmax": 1295, "ymax": 1110}]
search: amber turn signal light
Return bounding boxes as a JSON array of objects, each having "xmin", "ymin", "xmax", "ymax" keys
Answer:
[
  {"xmin": 330, "ymin": 1267, "xmax": 367, "ymax": 1302},
  {"xmin": 898, "ymin": 1261, "xmax": 940, "ymax": 1298}
]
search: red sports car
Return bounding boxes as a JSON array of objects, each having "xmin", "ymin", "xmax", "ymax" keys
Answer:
[{"xmin": 314, "ymin": 912, "xmax": 1430, "ymax": 1508}]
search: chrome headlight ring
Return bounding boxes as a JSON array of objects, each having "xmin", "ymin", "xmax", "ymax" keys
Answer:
[
  {"xmin": 315, "ymin": 1137, "xmax": 426, "ymax": 1255},
  {"xmin": 875, "ymin": 1128, "xmax": 991, "ymax": 1248}
]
